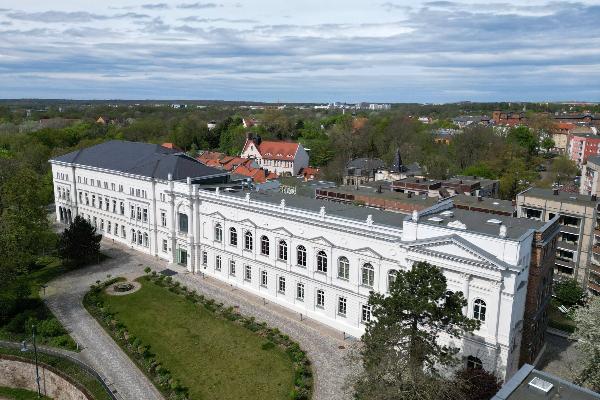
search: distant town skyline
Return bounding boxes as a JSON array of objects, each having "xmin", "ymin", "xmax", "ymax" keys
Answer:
[{"xmin": 1, "ymin": 0, "xmax": 599, "ymax": 102}]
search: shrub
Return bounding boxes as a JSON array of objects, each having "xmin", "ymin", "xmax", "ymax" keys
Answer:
[
  {"xmin": 261, "ymin": 341, "xmax": 275, "ymax": 350},
  {"xmin": 144, "ymin": 267, "xmax": 152, "ymax": 274},
  {"xmin": 38, "ymin": 318, "xmax": 67, "ymax": 337},
  {"xmin": 554, "ymin": 279, "xmax": 585, "ymax": 307}
]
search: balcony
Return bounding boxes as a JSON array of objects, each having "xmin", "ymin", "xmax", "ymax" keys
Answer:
[
  {"xmin": 590, "ymin": 264, "xmax": 600, "ymax": 275},
  {"xmin": 588, "ymin": 281, "xmax": 600, "ymax": 294},
  {"xmin": 555, "ymin": 259, "xmax": 575, "ymax": 269}
]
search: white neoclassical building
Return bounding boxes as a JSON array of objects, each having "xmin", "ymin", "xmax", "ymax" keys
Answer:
[{"xmin": 51, "ymin": 140, "xmax": 550, "ymax": 381}]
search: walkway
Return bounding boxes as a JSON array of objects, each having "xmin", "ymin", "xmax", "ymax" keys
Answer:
[
  {"xmin": 43, "ymin": 243, "xmax": 164, "ymax": 400},
  {"xmin": 44, "ymin": 239, "xmax": 357, "ymax": 400}
]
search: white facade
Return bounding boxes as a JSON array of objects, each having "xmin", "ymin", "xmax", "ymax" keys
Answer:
[
  {"xmin": 240, "ymin": 140, "xmax": 309, "ymax": 176},
  {"xmin": 51, "ymin": 160, "xmax": 536, "ymax": 381}
]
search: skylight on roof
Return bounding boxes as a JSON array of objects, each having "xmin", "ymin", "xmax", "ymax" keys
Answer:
[
  {"xmin": 440, "ymin": 211, "xmax": 454, "ymax": 217},
  {"xmin": 492, "ymin": 202, "xmax": 499, "ymax": 205},
  {"xmin": 487, "ymin": 218, "xmax": 502, "ymax": 225},
  {"xmin": 428, "ymin": 217, "xmax": 444, "ymax": 223},
  {"xmin": 528, "ymin": 377, "xmax": 553, "ymax": 393}
]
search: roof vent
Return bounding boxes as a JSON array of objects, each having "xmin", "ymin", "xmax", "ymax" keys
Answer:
[
  {"xmin": 428, "ymin": 217, "xmax": 444, "ymax": 223},
  {"xmin": 487, "ymin": 218, "xmax": 503, "ymax": 225},
  {"xmin": 528, "ymin": 377, "xmax": 553, "ymax": 393},
  {"xmin": 440, "ymin": 210, "xmax": 454, "ymax": 217}
]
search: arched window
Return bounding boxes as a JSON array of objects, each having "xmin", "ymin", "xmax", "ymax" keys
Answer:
[
  {"xmin": 143, "ymin": 233, "xmax": 149, "ymax": 247},
  {"xmin": 297, "ymin": 245, "xmax": 307, "ymax": 267},
  {"xmin": 337, "ymin": 257, "xmax": 349, "ymax": 280},
  {"xmin": 387, "ymin": 270, "xmax": 398, "ymax": 292},
  {"xmin": 229, "ymin": 227, "xmax": 238, "ymax": 246},
  {"xmin": 361, "ymin": 263, "xmax": 374, "ymax": 287},
  {"xmin": 466, "ymin": 356, "xmax": 483, "ymax": 370},
  {"xmin": 278, "ymin": 240, "xmax": 288, "ymax": 261},
  {"xmin": 137, "ymin": 230, "xmax": 142, "ymax": 245},
  {"xmin": 178, "ymin": 213, "xmax": 188, "ymax": 233},
  {"xmin": 317, "ymin": 250, "xmax": 327, "ymax": 273},
  {"xmin": 215, "ymin": 223, "xmax": 222, "ymax": 242},
  {"xmin": 131, "ymin": 229, "xmax": 136, "ymax": 243},
  {"xmin": 244, "ymin": 231, "xmax": 253, "ymax": 251},
  {"xmin": 473, "ymin": 299, "xmax": 486, "ymax": 322},
  {"xmin": 260, "ymin": 235, "xmax": 270, "ymax": 256}
]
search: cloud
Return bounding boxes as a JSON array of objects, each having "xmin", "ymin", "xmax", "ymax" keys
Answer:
[
  {"xmin": 176, "ymin": 2, "xmax": 221, "ymax": 9},
  {"xmin": 141, "ymin": 3, "xmax": 169, "ymax": 10},
  {"xmin": 6, "ymin": 10, "xmax": 150, "ymax": 23},
  {"xmin": 1, "ymin": 1, "xmax": 599, "ymax": 102},
  {"xmin": 178, "ymin": 16, "xmax": 257, "ymax": 23}
]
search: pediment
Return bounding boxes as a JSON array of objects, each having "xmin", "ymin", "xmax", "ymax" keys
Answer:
[
  {"xmin": 354, "ymin": 247, "xmax": 383, "ymax": 259},
  {"xmin": 237, "ymin": 218, "xmax": 257, "ymax": 227},
  {"xmin": 272, "ymin": 227, "xmax": 293, "ymax": 236},
  {"xmin": 406, "ymin": 235, "xmax": 507, "ymax": 271},
  {"xmin": 309, "ymin": 236, "xmax": 334, "ymax": 247},
  {"xmin": 205, "ymin": 211, "xmax": 226, "ymax": 220}
]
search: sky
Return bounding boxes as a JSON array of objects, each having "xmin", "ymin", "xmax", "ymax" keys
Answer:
[{"xmin": 0, "ymin": 0, "xmax": 599, "ymax": 103}]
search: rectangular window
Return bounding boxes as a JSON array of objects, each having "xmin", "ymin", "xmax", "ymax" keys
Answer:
[
  {"xmin": 118, "ymin": 185, "xmax": 123, "ymax": 192},
  {"xmin": 161, "ymin": 211, "xmax": 167, "ymax": 227},
  {"xmin": 114, "ymin": 223, "xmax": 118, "ymax": 235},
  {"xmin": 107, "ymin": 221, "xmax": 112, "ymax": 233},
  {"xmin": 112, "ymin": 200, "xmax": 116, "ymax": 213},
  {"xmin": 278, "ymin": 276, "xmax": 286, "ymax": 293},
  {"xmin": 137, "ymin": 207, "xmax": 141, "ymax": 220},
  {"xmin": 296, "ymin": 283, "xmax": 305, "ymax": 300},
  {"xmin": 216, "ymin": 255, "xmax": 222, "ymax": 271},
  {"xmin": 338, "ymin": 297, "xmax": 347, "ymax": 316},
  {"xmin": 143, "ymin": 208, "xmax": 148, "ymax": 222},
  {"xmin": 130, "ymin": 205, "xmax": 135, "ymax": 219},
  {"xmin": 105, "ymin": 200, "xmax": 109, "ymax": 211},
  {"xmin": 120, "ymin": 201, "xmax": 125, "ymax": 215},
  {"xmin": 316, "ymin": 289, "xmax": 325, "ymax": 308},
  {"xmin": 99, "ymin": 196, "xmax": 103, "ymax": 209},
  {"xmin": 245, "ymin": 265, "xmax": 252, "ymax": 281},
  {"xmin": 261, "ymin": 270, "xmax": 268, "ymax": 287},
  {"xmin": 361, "ymin": 304, "xmax": 372, "ymax": 323},
  {"xmin": 121, "ymin": 226, "xmax": 126, "ymax": 238},
  {"xmin": 178, "ymin": 213, "xmax": 188, "ymax": 233},
  {"xmin": 111, "ymin": 183, "xmax": 115, "ymax": 191},
  {"xmin": 202, "ymin": 251, "xmax": 207, "ymax": 266},
  {"xmin": 93, "ymin": 216, "xmax": 97, "ymax": 227},
  {"xmin": 162, "ymin": 239, "xmax": 168, "ymax": 252},
  {"xmin": 91, "ymin": 195, "xmax": 96, "ymax": 207},
  {"xmin": 100, "ymin": 219, "xmax": 104, "ymax": 231}
]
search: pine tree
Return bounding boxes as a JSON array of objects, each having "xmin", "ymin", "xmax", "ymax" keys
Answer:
[
  {"xmin": 58, "ymin": 216, "xmax": 102, "ymax": 267},
  {"xmin": 354, "ymin": 261, "xmax": 480, "ymax": 400}
]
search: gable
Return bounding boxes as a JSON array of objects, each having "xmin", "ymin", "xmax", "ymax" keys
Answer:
[
  {"xmin": 405, "ymin": 235, "xmax": 508, "ymax": 271},
  {"xmin": 308, "ymin": 236, "xmax": 334, "ymax": 247},
  {"xmin": 354, "ymin": 247, "xmax": 384, "ymax": 259}
]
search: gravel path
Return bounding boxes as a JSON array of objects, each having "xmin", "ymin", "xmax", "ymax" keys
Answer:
[{"xmin": 44, "ymin": 239, "xmax": 358, "ymax": 400}]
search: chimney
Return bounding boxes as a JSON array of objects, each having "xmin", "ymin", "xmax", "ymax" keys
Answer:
[
  {"xmin": 553, "ymin": 188, "xmax": 559, "ymax": 195},
  {"xmin": 256, "ymin": 135, "xmax": 262, "ymax": 146}
]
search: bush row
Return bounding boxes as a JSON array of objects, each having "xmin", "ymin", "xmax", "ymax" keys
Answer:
[
  {"xmin": 145, "ymin": 270, "xmax": 313, "ymax": 400},
  {"xmin": 84, "ymin": 276, "xmax": 189, "ymax": 400}
]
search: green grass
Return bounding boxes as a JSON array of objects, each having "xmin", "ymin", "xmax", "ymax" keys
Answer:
[
  {"xmin": 100, "ymin": 278, "xmax": 296, "ymax": 400},
  {"xmin": 0, "ymin": 387, "xmax": 52, "ymax": 400},
  {"xmin": 0, "ymin": 347, "xmax": 112, "ymax": 400}
]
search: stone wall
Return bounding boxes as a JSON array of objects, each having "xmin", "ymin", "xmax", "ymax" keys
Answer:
[{"xmin": 0, "ymin": 355, "xmax": 92, "ymax": 400}]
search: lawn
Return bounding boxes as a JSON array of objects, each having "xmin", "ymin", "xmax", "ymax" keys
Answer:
[
  {"xmin": 100, "ymin": 278, "xmax": 296, "ymax": 400},
  {"xmin": 0, "ymin": 387, "xmax": 52, "ymax": 400}
]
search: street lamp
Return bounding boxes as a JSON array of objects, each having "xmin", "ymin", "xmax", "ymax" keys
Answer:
[{"xmin": 20, "ymin": 325, "xmax": 42, "ymax": 398}]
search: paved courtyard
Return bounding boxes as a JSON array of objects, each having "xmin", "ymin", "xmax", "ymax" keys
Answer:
[{"xmin": 44, "ymin": 239, "xmax": 357, "ymax": 400}]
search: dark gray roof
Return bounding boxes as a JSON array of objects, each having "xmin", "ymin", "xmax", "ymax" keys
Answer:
[
  {"xmin": 586, "ymin": 155, "xmax": 600, "ymax": 166},
  {"xmin": 519, "ymin": 187, "xmax": 597, "ymax": 206},
  {"xmin": 346, "ymin": 158, "xmax": 385, "ymax": 171},
  {"xmin": 422, "ymin": 207, "xmax": 544, "ymax": 240},
  {"xmin": 50, "ymin": 140, "xmax": 224, "ymax": 181},
  {"xmin": 493, "ymin": 364, "xmax": 600, "ymax": 400},
  {"xmin": 222, "ymin": 190, "xmax": 406, "ymax": 229}
]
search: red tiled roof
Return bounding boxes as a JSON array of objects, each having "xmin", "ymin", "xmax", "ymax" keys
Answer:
[
  {"xmin": 242, "ymin": 139, "xmax": 299, "ymax": 161},
  {"xmin": 232, "ymin": 164, "xmax": 277, "ymax": 184},
  {"xmin": 161, "ymin": 142, "xmax": 182, "ymax": 151},
  {"xmin": 556, "ymin": 122, "xmax": 576, "ymax": 130},
  {"xmin": 300, "ymin": 166, "xmax": 320, "ymax": 178},
  {"xmin": 198, "ymin": 151, "xmax": 225, "ymax": 163}
]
